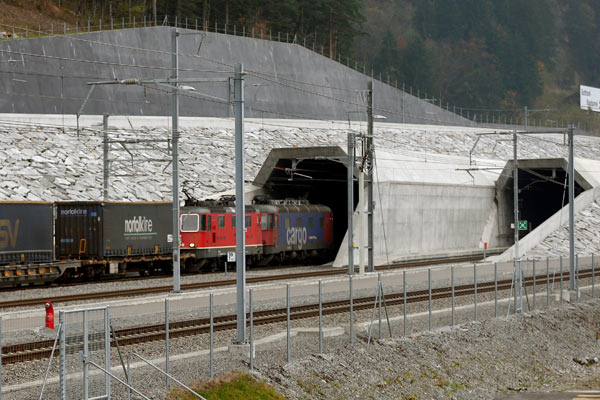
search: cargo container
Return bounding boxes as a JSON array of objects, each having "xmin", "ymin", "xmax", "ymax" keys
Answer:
[
  {"xmin": 0, "ymin": 201, "xmax": 54, "ymax": 265},
  {"xmin": 55, "ymin": 202, "xmax": 173, "ymax": 260}
]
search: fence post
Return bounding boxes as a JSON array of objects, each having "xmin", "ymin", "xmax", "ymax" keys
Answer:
[
  {"xmin": 111, "ymin": 18, "xmax": 113, "ymax": 30},
  {"xmin": 533, "ymin": 258, "xmax": 537, "ymax": 310},
  {"xmin": 428, "ymin": 268, "xmax": 432, "ymax": 331},
  {"xmin": 105, "ymin": 307, "xmax": 111, "ymax": 398},
  {"xmin": 0, "ymin": 316, "xmax": 2, "ymax": 400},
  {"xmin": 88, "ymin": 18, "xmax": 90, "ymax": 32},
  {"xmin": 210, "ymin": 293, "xmax": 214, "ymax": 378},
  {"xmin": 451, "ymin": 266, "xmax": 455, "ymax": 326},
  {"xmin": 593, "ymin": 254, "xmax": 595, "ymax": 298},
  {"xmin": 64, "ymin": 22, "xmax": 66, "ymax": 35},
  {"xmin": 403, "ymin": 270, "xmax": 407, "ymax": 335},
  {"xmin": 318, "ymin": 280, "xmax": 323, "ymax": 354},
  {"xmin": 165, "ymin": 298, "xmax": 170, "ymax": 387},
  {"xmin": 286, "ymin": 284, "xmax": 291, "ymax": 363},
  {"xmin": 51, "ymin": 23, "xmax": 54, "ymax": 35},
  {"xmin": 83, "ymin": 310, "xmax": 89, "ymax": 400},
  {"xmin": 127, "ymin": 355, "xmax": 132, "ymax": 400},
  {"xmin": 249, "ymin": 289, "xmax": 254, "ymax": 370},
  {"xmin": 349, "ymin": 275, "xmax": 354, "ymax": 344},
  {"xmin": 546, "ymin": 257, "xmax": 550, "ymax": 307},
  {"xmin": 494, "ymin": 263, "xmax": 498, "ymax": 318},
  {"xmin": 59, "ymin": 311, "xmax": 66, "ymax": 400},
  {"xmin": 474, "ymin": 264, "xmax": 477, "ymax": 322},
  {"xmin": 560, "ymin": 255, "xmax": 563, "ymax": 305},
  {"xmin": 76, "ymin": 21, "xmax": 78, "ymax": 33},
  {"xmin": 378, "ymin": 273, "xmax": 382, "ymax": 339},
  {"xmin": 122, "ymin": 17, "xmax": 125, "ymax": 29}
]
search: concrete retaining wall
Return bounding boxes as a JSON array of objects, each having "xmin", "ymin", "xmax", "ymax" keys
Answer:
[
  {"xmin": 0, "ymin": 27, "xmax": 468, "ymax": 124},
  {"xmin": 334, "ymin": 182, "xmax": 498, "ymax": 266}
]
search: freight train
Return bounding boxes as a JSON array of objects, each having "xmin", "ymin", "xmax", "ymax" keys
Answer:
[{"xmin": 0, "ymin": 198, "xmax": 334, "ymax": 287}]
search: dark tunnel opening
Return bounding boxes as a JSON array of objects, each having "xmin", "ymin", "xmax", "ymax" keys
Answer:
[
  {"xmin": 509, "ymin": 168, "xmax": 585, "ymax": 240},
  {"xmin": 261, "ymin": 158, "xmax": 357, "ymax": 260}
]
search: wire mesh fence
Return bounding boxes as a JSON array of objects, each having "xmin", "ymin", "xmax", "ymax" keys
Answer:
[{"xmin": 0, "ymin": 253, "xmax": 598, "ymax": 398}]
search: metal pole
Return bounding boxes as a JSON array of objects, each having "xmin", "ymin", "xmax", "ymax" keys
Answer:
[
  {"xmin": 349, "ymin": 276, "xmax": 354, "ymax": 344},
  {"xmin": 103, "ymin": 114, "xmax": 109, "ymax": 201},
  {"xmin": 171, "ymin": 28, "xmax": 181, "ymax": 293},
  {"xmin": 105, "ymin": 307, "xmax": 111, "ymax": 399},
  {"xmin": 513, "ymin": 131, "xmax": 521, "ymax": 312},
  {"xmin": 210, "ymin": 293, "xmax": 214, "ymax": 378},
  {"xmin": 593, "ymin": 254, "xmax": 595, "ymax": 298},
  {"xmin": 83, "ymin": 310, "xmax": 89, "ymax": 400},
  {"xmin": 249, "ymin": 289, "xmax": 254, "ymax": 370},
  {"xmin": 474, "ymin": 264, "xmax": 477, "ymax": 322},
  {"xmin": 494, "ymin": 263, "xmax": 498, "ymax": 318},
  {"xmin": 127, "ymin": 355, "xmax": 131, "ymax": 400},
  {"xmin": 576, "ymin": 254, "xmax": 579, "ymax": 300},
  {"xmin": 378, "ymin": 273, "xmax": 382, "ymax": 339},
  {"xmin": 560, "ymin": 255, "xmax": 563, "ymax": 305},
  {"xmin": 358, "ymin": 171, "xmax": 365, "ymax": 274},
  {"xmin": 234, "ymin": 63, "xmax": 247, "ymax": 343},
  {"xmin": 318, "ymin": 280, "xmax": 323, "ymax": 354},
  {"xmin": 546, "ymin": 257, "xmax": 550, "ymax": 307},
  {"xmin": 347, "ymin": 131, "xmax": 354, "ymax": 275},
  {"xmin": 0, "ymin": 316, "xmax": 2, "ymax": 400},
  {"xmin": 533, "ymin": 259, "xmax": 537, "ymax": 310},
  {"xmin": 165, "ymin": 298, "xmax": 170, "ymax": 387},
  {"xmin": 451, "ymin": 266, "xmax": 455, "ymax": 326},
  {"xmin": 428, "ymin": 268, "xmax": 432, "ymax": 331},
  {"xmin": 59, "ymin": 311, "xmax": 66, "ymax": 400},
  {"xmin": 403, "ymin": 270, "xmax": 407, "ymax": 335},
  {"xmin": 367, "ymin": 81, "xmax": 374, "ymax": 272},
  {"xmin": 568, "ymin": 125, "xmax": 575, "ymax": 291},
  {"xmin": 286, "ymin": 284, "xmax": 291, "ymax": 363}
]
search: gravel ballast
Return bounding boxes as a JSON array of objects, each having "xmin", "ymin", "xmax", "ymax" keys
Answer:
[{"xmin": 5, "ymin": 294, "xmax": 600, "ymax": 399}]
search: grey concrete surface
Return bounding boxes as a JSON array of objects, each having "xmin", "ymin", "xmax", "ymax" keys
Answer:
[{"xmin": 0, "ymin": 27, "xmax": 468, "ymax": 124}]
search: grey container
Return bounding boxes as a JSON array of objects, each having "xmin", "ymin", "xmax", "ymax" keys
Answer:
[
  {"xmin": 56, "ymin": 202, "xmax": 173, "ymax": 260},
  {"xmin": 0, "ymin": 201, "xmax": 53, "ymax": 264}
]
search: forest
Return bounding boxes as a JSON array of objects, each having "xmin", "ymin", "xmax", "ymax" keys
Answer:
[{"xmin": 6, "ymin": 0, "xmax": 600, "ymax": 126}]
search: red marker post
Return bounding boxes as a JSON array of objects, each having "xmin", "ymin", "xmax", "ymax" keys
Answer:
[
  {"xmin": 484, "ymin": 242, "xmax": 488, "ymax": 262},
  {"xmin": 44, "ymin": 302, "xmax": 55, "ymax": 329}
]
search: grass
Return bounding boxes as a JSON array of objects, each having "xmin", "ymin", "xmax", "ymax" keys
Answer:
[{"xmin": 166, "ymin": 371, "xmax": 288, "ymax": 400}]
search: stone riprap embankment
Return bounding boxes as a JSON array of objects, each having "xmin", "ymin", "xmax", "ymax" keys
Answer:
[{"xmin": 1, "ymin": 119, "xmax": 598, "ymax": 203}]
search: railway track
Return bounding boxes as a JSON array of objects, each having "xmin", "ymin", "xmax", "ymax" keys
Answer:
[
  {"xmin": 0, "ymin": 252, "xmax": 499, "ymax": 309},
  {"xmin": 3, "ymin": 266, "xmax": 589, "ymax": 365}
]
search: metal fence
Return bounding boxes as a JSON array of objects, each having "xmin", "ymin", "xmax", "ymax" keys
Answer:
[{"xmin": 0, "ymin": 253, "xmax": 597, "ymax": 398}]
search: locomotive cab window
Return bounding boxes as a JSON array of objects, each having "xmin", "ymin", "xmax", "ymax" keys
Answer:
[
  {"xmin": 180, "ymin": 214, "xmax": 199, "ymax": 232},
  {"xmin": 207, "ymin": 216, "xmax": 212, "ymax": 231},
  {"xmin": 200, "ymin": 215, "xmax": 207, "ymax": 231},
  {"xmin": 308, "ymin": 217, "xmax": 314, "ymax": 229},
  {"xmin": 296, "ymin": 217, "xmax": 302, "ymax": 227},
  {"xmin": 218, "ymin": 215, "xmax": 225, "ymax": 229},
  {"xmin": 245, "ymin": 215, "xmax": 252, "ymax": 227},
  {"xmin": 261, "ymin": 214, "xmax": 268, "ymax": 230},
  {"xmin": 232, "ymin": 215, "xmax": 236, "ymax": 228}
]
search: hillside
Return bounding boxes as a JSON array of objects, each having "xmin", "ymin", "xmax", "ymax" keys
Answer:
[{"xmin": 1, "ymin": 0, "xmax": 599, "ymax": 133}]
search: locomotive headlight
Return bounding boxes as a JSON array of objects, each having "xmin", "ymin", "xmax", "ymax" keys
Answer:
[{"xmin": 190, "ymin": 243, "xmax": 195, "ymax": 248}]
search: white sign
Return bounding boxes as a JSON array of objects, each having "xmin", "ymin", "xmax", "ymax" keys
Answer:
[
  {"xmin": 227, "ymin": 251, "xmax": 236, "ymax": 262},
  {"xmin": 580, "ymin": 85, "xmax": 600, "ymax": 112}
]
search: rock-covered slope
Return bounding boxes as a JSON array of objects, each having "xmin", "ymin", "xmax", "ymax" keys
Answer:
[{"xmin": 2, "ymin": 118, "xmax": 600, "ymax": 203}]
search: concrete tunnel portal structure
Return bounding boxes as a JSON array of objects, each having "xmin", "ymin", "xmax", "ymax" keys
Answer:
[
  {"xmin": 251, "ymin": 146, "xmax": 600, "ymax": 266},
  {"xmin": 496, "ymin": 159, "xmax": 588, "ymax": 244}
]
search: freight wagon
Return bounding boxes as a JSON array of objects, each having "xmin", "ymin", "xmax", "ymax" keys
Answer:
[{"xmin": 55, "ymin": 202, "xmax": 174, "ymax": 278}]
